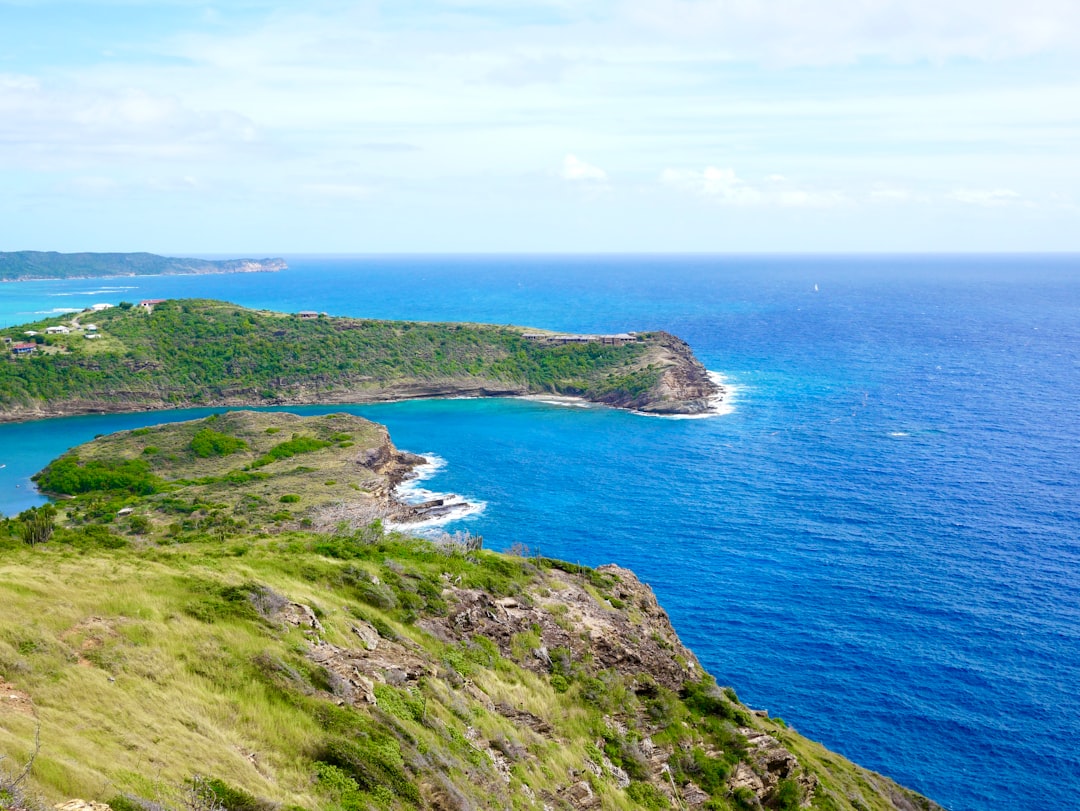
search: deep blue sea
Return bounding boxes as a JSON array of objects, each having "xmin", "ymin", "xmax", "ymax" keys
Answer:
[{"xmin": 2, "ymin": 256, "xmax": 1079, "ymax": 811}]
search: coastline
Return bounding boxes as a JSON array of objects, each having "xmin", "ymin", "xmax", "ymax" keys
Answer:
[
  {"xmin": 0, "ymin": 267, "xmax": 281, "ymax": 283},
  {"xmin": 0, "ymin": 377, "xmax": 723, "ymax": 424},
  {"xmin": 386, "ymin": 453, "xmax": 487, "ymax": 531},
  {"xmin": 518, "ymin": 370, "xmax": 734, "ymax": 419},
  {"xmin": 631, "ymin": 370, "xmax": 734, "ymax": 419}
]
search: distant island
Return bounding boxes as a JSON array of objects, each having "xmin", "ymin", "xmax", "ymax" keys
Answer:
[
  {"xmin": 0, "ymin": 251, "xmax": 286, "ymax": 281},
  {"xmin": 0, "ymin": 299, "xmax": 721, "ymax": 419}
]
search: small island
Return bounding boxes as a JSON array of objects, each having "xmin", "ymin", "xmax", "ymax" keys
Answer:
[
  {"xmin": 0, "ymin": 412, "xmax": 944, "ymax": 811},
  {"xmin": 0, "ymin": 251, "xmax": 286, "ymax": 282},
  {"xmin": 0, "ymin": 299, "xmax": 721, "ymax": 420}
]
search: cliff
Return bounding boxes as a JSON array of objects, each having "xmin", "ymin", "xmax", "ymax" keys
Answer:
[
  {"xmin": 0, "ymin": 413, "xmax": 943, "ymax": 811},
  {"xmin": 0, "ymin": 252, "xmax": 286, "ymax": 282},
  {"xmin": 0, "ymin": 300, "xmax": 721, "ymax": 419}
]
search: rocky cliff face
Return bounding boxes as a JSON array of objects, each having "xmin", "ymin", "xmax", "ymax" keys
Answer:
[
  {"xmin": 270, "ymin": 560, "xmax": 943, "ymax": 811},
  {"xmin": 611, "ymin": 332, "xmax": 721, "ymax": 415}
]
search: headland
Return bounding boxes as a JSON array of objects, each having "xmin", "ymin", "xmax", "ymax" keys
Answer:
[{"xmin": 0, "ymin": 299, "xmax": 721, "ymax": 421}]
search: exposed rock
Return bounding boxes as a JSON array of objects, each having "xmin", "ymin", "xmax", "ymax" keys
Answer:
[
  {"xmin": 494, "ymin": 702, "xmax": 553, "ymax": 735},
  {"xmin": 730, "ymin": 761, "xmax": 766, "ymax": 795},
  {"xmin": 277, "ymin": 602, "xmax": 324, "ymax": 634},
  {"xmin": 600, "ymin": 754, "xmax": 630, "ymax": 789},
  {"xmin": 430, "ymin": 564, "xmax": 700, "ymax": 692},
  {"xmin": 306, "ymin": 628, "xmax": 436, "ymax": 709},
  {"xmin": 564, "ymin": 780, "xmax": 601, "ymax": 810},
  {"xmin": 593, "ymin": 331, "xmax": 721, "ymax": 415},
  {"xmin": 682, "ymin": 781, "xmax": 711, "ymax": 807},
  {"xmin": 54, "ymin": 802, "xmax": 112, "ymax": 811},
  {"xmin": 732, "ymin": 728, "xmax": 818, "ymax": 806},
  {"xmin": 351, "ymin": 621, "xmax": 380, "ymax": 651}
]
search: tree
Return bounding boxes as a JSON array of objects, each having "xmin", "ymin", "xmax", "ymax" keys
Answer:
[{"xmin": 18, "ymin": 505, "xmax": 56, "ymax": 546}]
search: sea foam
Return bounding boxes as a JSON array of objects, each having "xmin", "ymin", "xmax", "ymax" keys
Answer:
[{"xmin": 387, "ymin": 453, "xmax": 487, "ymax": 531}]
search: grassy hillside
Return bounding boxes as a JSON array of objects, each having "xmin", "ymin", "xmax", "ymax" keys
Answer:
[
  {"xmin": 0, "ymin": 414, "xmax": 942, "ymax": 811},
  {"xmin": 31, "ymin": 412, "xmax": 426, "ymax": 538},
  {"xmin": 0, "ymin": 253, "xmax": 285, "ymax": 281},
  {"xmin": 0, "ymin": 299, "xmax": 714, "ymax": 418}
]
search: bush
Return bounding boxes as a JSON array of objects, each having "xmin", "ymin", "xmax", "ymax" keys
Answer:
[
  {"xmin": 251, "ymin": 436, "xmax": 332, "ymax": 468},
  {"xmin": 189, "ymin": 776, "xmax": 262, "ymax": 811},
  {"xmin": 773, "ymin": 778, "xmax": 802, "ymax": 810},
  {"xmin": 18, "ymin": 505, "xmax": 56, "ymax": 546},
  {"xmin": 35, "ymin": 456, "xmax": 161, "ymax": 496},
  {"xmin": 314, "ymin": 736, "xmax": 418, "ymax": 804},
  {"xmin": 190, "ymin": 428, "xmax": 247, "ymax": 458},
  {"xmin": 128, "ymin": 514, "xmax": 151, "ymax": 535},
  {"xmin": 626, "ymin": 781, "xmax": 667, "ymax": 810}
]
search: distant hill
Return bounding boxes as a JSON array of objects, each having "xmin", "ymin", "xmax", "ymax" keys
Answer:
[{"xmin": 0, "ymin": 251, "xmax": 286, "ymax": 281}]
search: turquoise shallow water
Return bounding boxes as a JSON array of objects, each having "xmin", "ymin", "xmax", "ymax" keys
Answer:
[{"xmin": 2, "ymin": 255, "xmax": 1079, "ymax": 811}]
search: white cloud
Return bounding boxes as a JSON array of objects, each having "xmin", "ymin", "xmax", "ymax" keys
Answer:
[
  {"xmin": 562, "ymin": 154, "xmax": 607, "ymax": 182},
  {"xmin": 662, "ymin": 166, "xmax": 847, "ymax": 207},
  {"xmin": 625, "ymin": 0, "xmax": 1080, "ymax": 65},
  {"xmin": 300, "ymin": 183, "xmax": 375, "ymax": 201},
  {"xmin": 0, "ymin": 73, "xmax": 262, "ymax": 169},
  {"xmin": 948, "ymin": 188, "xmax": 1026, "ymax": 206},
  {"xmin": 870, "ymin": 187, "xmax": 922, "ymax": 203}
]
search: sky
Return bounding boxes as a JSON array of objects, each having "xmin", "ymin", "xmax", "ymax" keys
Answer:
[{"xmin": 2, "ymin": 0, "xmax": 1079, "ymax": 253}]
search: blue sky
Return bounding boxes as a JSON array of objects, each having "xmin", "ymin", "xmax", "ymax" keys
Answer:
[{"xmin": 2, "ymin": 0, "xmax": 1079, "ymax": 253}]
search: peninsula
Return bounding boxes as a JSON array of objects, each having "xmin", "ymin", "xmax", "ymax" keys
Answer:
[
  {"xmin": 0, "ymin": 252, "xmax": 286, "ymax": 282},
  {"xmin": 0, "ymin": 411, "xmax": 943, "ymax": 811},
  {"xmin": 0, "ymin": 299, "xmax": 720, "ymax": 420}
]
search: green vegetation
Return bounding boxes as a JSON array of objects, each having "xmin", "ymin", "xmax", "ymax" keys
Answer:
[
  {"xmin": 0, "ymin": 414, "xmax": 942, "ymax": 811},
  {"xmin": 30, "ymin": 412, "xmax": 407, "ymax": 539},
  {"xmin": 34, "ymin": 456, "xmax": 162, "ymax": 496},
  {"xmin": 0, "ymin": 299, "xmax": 695, "ymax": 419},
  {"xmin": 190, "ymin": 428, "xmax": 247, "ymax": 458},
  {"xmin": 0, "ymin": 252, "xmax": 285, "ymax": 281},
  {"xmin": 251, "ymin": 436, "xmax": 332, "ymax": 468}
]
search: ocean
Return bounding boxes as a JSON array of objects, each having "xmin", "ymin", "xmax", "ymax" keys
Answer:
[{"xmin": 2, "ymin": 255, "xmax": 1078, "ymax": 811}]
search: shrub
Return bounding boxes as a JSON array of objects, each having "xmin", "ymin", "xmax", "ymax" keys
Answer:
[
  {"xmin": 689, "ymin": 748, "xmax": 731, "ymax": 793},
  {"xmin": 279, "ymin": 494, "xmax": 300, "ymax": 503},
  {"xmin": 251, "ymin": 436, "xmax": 332, "ymax": 468},
  {"xmin": 773, "ymin": 778, "xmax": 802, "ymax": 810},
  {"xmin": 18, "ymin": 504, "xmax": 56, "ymax": 546},
  {"xmin": 314, "ymin": 736, "xmax": 418, "ymax": 804},
  {"xmin": 189, "ymin": 776, "xmax": 262, "ymax": 811},
  {"xmin": 128, "ymin": 514, "xmax": 151, "ymax": 535},
  {"xmin": 374, "ymin": 683, "xmax": 425, "ymax": 723},
  {"xmin": 626, "ymin": 781, "xmax": 667, "ymax": 810},
  {"xmin": 190, "ymin": 428, "xmax": 247, "ymax": 458},
  {"xmin": 314, "ymin": 762, "xmax": 364, "ymax": 811},
  {"xmin": 36, "ymin": 456, "xmax": 161, "ymax": 496}
]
